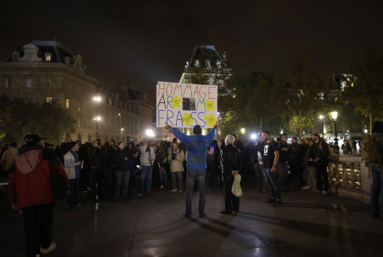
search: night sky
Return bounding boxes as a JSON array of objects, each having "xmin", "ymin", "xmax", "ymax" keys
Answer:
[{"xmin": 1, "ymin": 0, "xmax": 383, "ymax": 107}]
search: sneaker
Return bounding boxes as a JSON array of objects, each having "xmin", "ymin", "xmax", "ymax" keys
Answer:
[
  {"xmin": 265, "ymin": 198, "xmax": 276, "ymax": 203},
  {"xmin": 40, "ymin": 242, "xmax": 56, "ymax": 255},
  {"xmin": 322, "ymin": 191, "xmax": 329, "ymax": 196},
  {"xmin": 160, "ymin": 185, "xmax": 164, "ymax": 189},
  {"xmin": 183, "ymin": 214, "xmax": 191, "ymax": 219},
  {"xmin": 74, "ymin": 204, "xmax": 82, "ymax": 208},
  {"xmin": 171, "ymin": 189, "xmax": 178, "ymax": 192},
  {"xmin": 199, "ymin": 213, "xmax": 207, "ymax": 218},
  {"xmin": 301, "ymin": 186, "xmax": 312, "ymax": 191},
  {"xmin": 273, "ymin": 201, "xmax": 283, "ymax": 207},
  {"xmin": 312, "ymin": 190, "xmax": 321, "ymax": 194},
  {"xmin": 178, "ymin": 189, "xmax": 183, "ymax": 193}
]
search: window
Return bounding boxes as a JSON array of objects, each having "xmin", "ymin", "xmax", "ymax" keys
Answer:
[
  {"xmin": 45, "ymin": 53, "xmax": 51, "ymax": 62},
  {"xmin": 66, "ymin": 99, "xmax": 70, "ymax": 109},
  {"xmin": 28, "ymin": 53, "xmax": 33, "ymax": 61},
  {"xmin": 5, "ymin": 78, "xmax": 10, "ymax": 87},
  {"xmin": 77, "ymin": 116, "xmax": 81, "ymax": 128},
  {"xmin": 26, "ymin": 78, "xmax": 32, "ymax": 87},
  {"xmin": 78, "ymin": 102, "xmax": 81, "ymax": 112},
  {"xmin": 46, "ymin": 97, "xmax": 52, "ymax": 103},
  {"xmin": 47, "ymin": 79, "xmax": 52, "ymax": 88},
  {"xmin": 13, "ymin": 53, "xmax": 19, "ymax": 61}
]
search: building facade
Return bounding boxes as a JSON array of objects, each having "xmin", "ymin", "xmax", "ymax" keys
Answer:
[{"xmin": 0, "ymin": 40, "xmax": 153, "ymax": 144}]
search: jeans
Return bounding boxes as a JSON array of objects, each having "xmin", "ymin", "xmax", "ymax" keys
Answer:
[
  {"xmin": 316, "ymin": 163, "xmax": 329, "ymax": 192},
  {"xmin": 90, "ymin": 167, "xmax": 103, "ymax": 199},
  {"xmin": 276, "ymin": 161, "xmax": 288, "ymax": 189},
  {"xmin": 141, "ymin": 165, "xmax": 153, "ymax": 193},
  {"xmin": 115, "ymin": 170, "xmax": 130, "ymax": 198},
  {"xmin": 263, "ymin": 168, "xmax": 281, "ymax": 200},
  {"xmin": 254, "ymin": 162, "xmax": 267, "ymax": 190},
  {"xmin": 185, "ymin": 169, "xmax": 206, "ymax": 216},
  {"xmin": 370, "ymin": 165, "xmax": 383, "ymax": 217},
  {"xmin": 67, "ymin": 178, "xmax": 80, "ymax": 207},
  {"xmin": 224, "ymin": 176, "xmax": 239, "ymax": 212},
  {"xmin": 171, "ymin": 171, "xmax": 183, "ymax": 189},
  {"xmin": 22, "ymin": 202, "xmax": 55, "ymax": 257}
]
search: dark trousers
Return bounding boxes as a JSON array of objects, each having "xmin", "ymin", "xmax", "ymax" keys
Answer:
[
  {"xmin": 67, "ymin": 178, "xmax": 80, "ymax": 207},
  {"xmin": 91, "ymin": 167, "xmax": 103, "ymax": 199},
  {"xmin": 130, "ymin": 173, "xmax": 142, "ymax": 194},
  {"xmin": 22, "ymin": 202, "xmax": 55, "ymax": 257},
  {"xmin": 115, "ymin": 170, "xmax": 130, "ymax": 198},
  {"xmin": 223, "ymin": 175, "xmax": 239, "ymax": 213},
  {"xmin": 207, "ymin": 157, "xmax": 218, "ymax": 188},
  {"xmin": 152, "ymin": 164, "xmax": 161, "ymax": 189},
  {"xmin": 80, "ymin": 164, "xmax": 90, "ymax": 190},
  {"xmin": 316, "ymin": 163, "xmax": 329, "ymax": 192},
  {"xmin": 370, "ymin": 165, "xmax": 383, "ymax": 216}
]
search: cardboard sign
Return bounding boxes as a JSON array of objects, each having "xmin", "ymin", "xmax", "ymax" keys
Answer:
[{"xmin": 156, "ymin": 82, "xmax": 218, "ymax": 128}]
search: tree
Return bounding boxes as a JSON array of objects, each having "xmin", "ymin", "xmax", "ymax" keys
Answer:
[
  {"xmin": 343, "ymin": 49, "xmax": 383, "ymax": 133},
  {"xmin": 0, "ymin": 94, "xmax": 76, "ymax": 144},
  {"xmin": 279, "ymin": 50, "xmax": 331, "ymax": 139}
]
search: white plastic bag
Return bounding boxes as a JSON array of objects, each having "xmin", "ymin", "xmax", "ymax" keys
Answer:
[{"xmin": 231, "ymin": 174, "xmax": 243, "ymax": 197}]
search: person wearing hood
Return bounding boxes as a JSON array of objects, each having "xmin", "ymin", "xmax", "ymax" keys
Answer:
[{"xmin": 8, "ymin": 134, "xmax": 69, "ymax": 257}]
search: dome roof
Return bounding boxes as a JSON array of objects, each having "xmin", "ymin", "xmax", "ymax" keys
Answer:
[{"xmin": 22, "ymin": 44, "xmax": 39, "ymax": 50}]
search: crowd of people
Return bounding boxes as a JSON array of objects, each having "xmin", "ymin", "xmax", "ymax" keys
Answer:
[{"xmin": 1, "ymin": 121, "xmax": 383, "ymax": 257}]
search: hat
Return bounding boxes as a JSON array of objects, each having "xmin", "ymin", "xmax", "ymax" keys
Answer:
[
  {"xmin": 26, "ymin": 134, "xmax": 47, "ymax": 147},
  {"xmin": 193, "ymin": 125, "xmax": 202, "ymax": 135},
  {"xmin": 92, "ymin": 139, "xmax": 100, "ymax": 144}
]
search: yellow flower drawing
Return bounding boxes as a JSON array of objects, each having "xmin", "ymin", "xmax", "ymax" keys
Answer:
[
  {"xmin": 205, "ymin": 100, "xmax": 215, "ymax": 111},
  {"xmin": 171, "ymin": 96, "xmax": 182, "ymax": 108},
  {"xmin": 204, "ymin": 113, "xmax": 217, "ymax": 127},
  {"xmin": 182, "ymin": 113, "xmax": 193, "ymax": 126}
]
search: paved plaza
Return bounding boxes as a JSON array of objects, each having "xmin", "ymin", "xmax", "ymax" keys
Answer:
[{"xmin": 1, "ymin": 175, "xmax": 383, "ymax": 257}]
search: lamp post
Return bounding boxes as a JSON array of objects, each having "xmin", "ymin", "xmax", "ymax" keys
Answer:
[
  {"xmin": 331, "ymin": 111, "xmax": 338, "ymax": 143},
  {"xmin": 121, "ymin": 128, "xmax": 124, "ymax": 142},
  {"xmin": 118, "ymin": 113, "xmax": 121, "ymax": 141},
  {"xmin": 319, "ymin": 115, "xmax": 324, "ymax": 138},
  {"xmin": 93, "ymin": 96, "xmax": 101, "ymax": 138}
]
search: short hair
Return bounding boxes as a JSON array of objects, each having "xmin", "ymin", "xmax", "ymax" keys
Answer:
[
  {"xmin": 172, "ymin": 138, "xmax": 177, "ymax": 143},
  {"xmin": 343, "ymin": 140, "xmax": 347, "ymax": 142},
  {"xmin": 225, "ymin": 135, "xmax": 235, "ymax": 144},
  {"xmin": 311, "ymin": 133, "xmax": 320, "ymax": 138},
  {"xmin": 110, "ymin": 140, "xmax": 116, "ymax": 143},
  {"xmin": 292, "ymin": 137, "xmax": 298, "ymax": 140},
  {"xmin": 281, "ymin": 133, "xmax": 287, "ymax": 138},
  {"xmin": 263, "ymin": 131, "xmax": 270, "ymax": 136},
  {"xmin": 69, "ymin": 141, "xmax": 77, "ymax": 149},
  {"xmin": 231, "ymin": 134, "xmax": 237, "ymax": 138},
  {"xmin": 10, "ymin": 142, "xmax": 17, "ymax": 147}
]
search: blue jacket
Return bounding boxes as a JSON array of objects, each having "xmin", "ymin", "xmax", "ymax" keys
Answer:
[{"xmin": 172, "ymin": 128, "xmax": 216, "ymax": 171}]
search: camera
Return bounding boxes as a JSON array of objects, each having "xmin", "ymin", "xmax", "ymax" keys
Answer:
[{"xmin": 171, "ymin": 153, "xmax": 177, "ymax": 160}]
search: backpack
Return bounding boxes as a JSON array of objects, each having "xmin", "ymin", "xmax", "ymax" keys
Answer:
[{"xmin": 361, "ymin": 134, "xmax": 381, "ymax": 164}]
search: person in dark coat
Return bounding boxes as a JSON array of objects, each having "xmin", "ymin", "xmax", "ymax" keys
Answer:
[
  {"xmin": 220, "ymin": 135, "xmax": 244, "ymax": 214},
  {"xmin": 113, "ymin": 142, "xmax": 130, "ymax": 201}
]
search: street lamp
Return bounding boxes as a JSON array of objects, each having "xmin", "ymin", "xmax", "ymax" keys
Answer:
[
  {"xmin": 331, "ymin": 111, "xmax": 338, "ymax": 143},
  {"xmin": 241, "ymin": 128, "xmax": 245, "ymax": 134},
  {"xmin": 319, "ymin": 115, "xmax": 324, "ymax": 138},
  {"xmin": 93, "ymin": 96, "xmax": 102, "ymax": 138},
  {"xmin": 118, "ymin": 113, "xmax": 122, "ymax": 141},
  {"xmin": 364, "ymin": 129, "xmax": 368, "ymax": 134},
  {"xmin": 121, "ymin": 128, "xmax": 124, "ymax": 142}
]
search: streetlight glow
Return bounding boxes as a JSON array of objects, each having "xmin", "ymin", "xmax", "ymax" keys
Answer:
[
  {"xmin": 121, "ymin": 128, "xmax": 124, "ymax": 131},
  {"xmin": 331, "ymin": 111, "xmax": 338, "ymax": 120},
  {"xmin": 364, "ymin": 129, "xmax": 368, "ymax": 133},
  {"xmin": 146, "ymin": 129, "xmax": 154, "ymax": 137},
  {"xmin": 241, "ymin": 128, "xmax": 245, "ymax": 134},
  {"xmin": 319, "ymin": 115, "xmax": 324, "ymax": 119},
  {"xmin": 93, "ymin": 96, "xmax": 101, "ymax": 102},
  {"xmin": 251, "ymin": 133, "xmax": 257, "ymax": 140}
]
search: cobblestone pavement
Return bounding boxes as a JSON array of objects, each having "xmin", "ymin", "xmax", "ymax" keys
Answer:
[{"xmin": 1, "ymin": 175, "xmax": 383, "ymax": 257}]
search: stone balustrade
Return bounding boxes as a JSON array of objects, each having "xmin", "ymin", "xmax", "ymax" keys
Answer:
[{"xmin": 328, "ymin": 154, "xmax": 371, "ymax": 203}]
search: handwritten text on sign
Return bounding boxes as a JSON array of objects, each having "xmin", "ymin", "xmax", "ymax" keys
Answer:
[{"xmin": 156, "ymin": 82, "xmax": 218, "ymax": 128}]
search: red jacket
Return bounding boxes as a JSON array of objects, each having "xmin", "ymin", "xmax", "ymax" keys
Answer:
[{"xmin": 8, "ymin": 146, "xmax": 69, "ymax": 209}]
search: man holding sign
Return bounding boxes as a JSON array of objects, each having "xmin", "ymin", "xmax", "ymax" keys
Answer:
[{"xmin": 164, "ymin": 122, "xmax": 218, "ymax": 219}]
